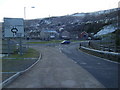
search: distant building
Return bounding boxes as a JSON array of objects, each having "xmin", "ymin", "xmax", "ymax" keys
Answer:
[
  {"xmin": 79, "ymin": 31, "xmax": 88, "ymax": 40},
  {"xmin": 28, "ymin": 29, "xmax": 40, "ymax": 39},
  {"xmin": 60, "ymin": 31, "xmax": 70, "ymax": 40},
  {"xmin": 40, "ymin": 30, "xmax": 59, "ymax": 40}
]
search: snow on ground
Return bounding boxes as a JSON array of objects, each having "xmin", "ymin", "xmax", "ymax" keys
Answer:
[
  {"xmin": 72, "ymin": 8, "xmax": 119, "ymax": 17},
  {"xmin": 72, "ymin": 13, "xmax": 86, "ymax": 17},
  {"xmin": 94, "ymin": 24, "xmax": 117, "ymax": 37}
]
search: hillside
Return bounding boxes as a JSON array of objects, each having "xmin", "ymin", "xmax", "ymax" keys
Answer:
[{"xmin": 25, "ymin": 8, "xmax": 120, "ymax": 39}]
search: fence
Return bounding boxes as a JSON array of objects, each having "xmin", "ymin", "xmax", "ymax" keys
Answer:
[
  {"xmin": 79, "ymin": 40, "xmax": 120, "ymax": 62},
  {"xmin": 1, "ymin": 40, "xmax": 16, "ymax": 54},
  {"xmin": 80, "ymin": 40, "xmax": 120, "ymax": 53},
  {"xmin": 80, "ymin": 46, "xmax": 120, "ymax": 63},
  {"xmin": 1, "ymin": 41, "xmax": 29, "ymax": 56}
]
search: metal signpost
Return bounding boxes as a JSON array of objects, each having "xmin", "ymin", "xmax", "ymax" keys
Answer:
[
  {"xmin": 3, "ymin": 18, "xmax": 24, "ymax": 56},
  {"xmin": 16, "ymin": 33, "xmax": 23, "ymax": 55}
]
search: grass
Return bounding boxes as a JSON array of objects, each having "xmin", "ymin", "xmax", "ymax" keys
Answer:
[
  {"xmin": 27, "ymin": 40, "xmax": 63, "ymax": 44},
  {"xmin": 27, "ymin": 40, "xmax": 84, "ymax": 44},
  {"xmin": 2, "ymin": 48, "xmax": 40, "ymax": 73},
  {"xmin": 2, "ymin": 48, "xmax": 40, "ymax": 60},
  {"xmin": 71, "ymin": 40, "xmax": 84, "ymax": 42},
  {"xmin": 2, "ymin": 47, "xmax": 39, "ymax": 81}
]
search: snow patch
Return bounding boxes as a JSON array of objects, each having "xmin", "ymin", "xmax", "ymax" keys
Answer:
[
  {"xmin": 94, "ymin": 25, "xmax": 117, "ymax": 36},
  {"xmin": 72, "ymin": 13, "xmax": 86, "ymax": 17},
  {"xmin": 44, "ymin": 20, "xmax": 51, "ymax": 24}
]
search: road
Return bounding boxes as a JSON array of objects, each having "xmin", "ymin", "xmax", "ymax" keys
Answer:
[
  {"xmin": 59, "ymin": 42, "xmax": 119, "ymax": 88},
  {"xmin": 5, "ymin": 44, "xmax": 104, "ymax": 88}
]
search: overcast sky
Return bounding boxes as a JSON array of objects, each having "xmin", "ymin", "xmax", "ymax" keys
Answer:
[{"xmin": 0, "ymin": 0, "xmax": 119, "ymax": 22}]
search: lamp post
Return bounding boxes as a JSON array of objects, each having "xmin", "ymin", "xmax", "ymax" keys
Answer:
[
  {"xmin": 24, "ymin": 6, "xmax": 35, "ymax": 40},
  {"xmin": 24, "ymin": 6, "xmax": 35, "ymax": 19},
  {"xmin": 24, "ymin": 7, "xmax": 26, "ymax": 19}
]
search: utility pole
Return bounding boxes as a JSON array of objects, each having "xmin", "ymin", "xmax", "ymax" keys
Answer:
[
  {"xmin": 24, "ymin": 7, "xmax": 26, "ymax": 19},
  {"xmin": 24, "ymin": 6, "xmax": 35, "ymax": 19}
]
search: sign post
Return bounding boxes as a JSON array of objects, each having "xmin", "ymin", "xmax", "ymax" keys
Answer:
[
  {"xmin": 16, "ymin": 33, "xmax": 23, "ymax": 55},
  {"xmin": 7, "ymin": 38, "xmax": 10, "ymax": 56},
  {"xmin": 3, "ymin": 18, "xmax": 24, "ymax": 55}
]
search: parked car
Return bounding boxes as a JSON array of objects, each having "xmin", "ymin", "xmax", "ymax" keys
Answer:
[{"xmin": 61, "ymin": 40, "xmax": 70, "ymax": 44}]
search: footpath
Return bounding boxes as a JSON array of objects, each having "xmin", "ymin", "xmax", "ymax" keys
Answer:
[{"xmin": 6, "ymin": 45, "xmax": 104, "ymax": 88}]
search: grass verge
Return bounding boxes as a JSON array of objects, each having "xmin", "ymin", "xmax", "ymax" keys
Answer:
[
  {"xmin": 27, "ymin": 40, "xmax": 84, "ymax": 44},
  {"xmin": 2, "ymin": 48, "xmax": 39, "ymax": 60},
  {"xmin": 27, "ymin": 40, "xmax": 63, "ymax": 44},
  {"xmin": 2, "ymin": 48, "xmax": 40, "ymax": 72},
  {"xmin": 2, "ymin": 48, "xmax": 40, "ymax": 81}
]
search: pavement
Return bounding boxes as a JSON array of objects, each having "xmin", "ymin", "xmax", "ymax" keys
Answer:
[{"xmin": 5, "ymin": 45, "xmax": 104, "ymax": 88}]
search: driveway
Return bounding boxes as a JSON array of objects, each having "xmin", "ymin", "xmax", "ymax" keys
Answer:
[{"xmin": 6, "ymin": 45, "xmax": 104, "ymax": 88}]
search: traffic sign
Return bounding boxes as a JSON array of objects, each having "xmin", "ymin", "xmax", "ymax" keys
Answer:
[{"xmin": 3, "ymin": 18, "xmax": 24, "ymax": 38}]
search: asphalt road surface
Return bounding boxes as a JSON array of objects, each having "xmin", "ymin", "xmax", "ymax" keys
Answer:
[
  {"xmin": 5, "ymin": 42, "xmax": 119, "ymax": 88},
  {"xmin": 5, "ymin": 44, "xmax": 104, "ymax": 88},
  {"xmin": 59, "ymin": 43, "xmax": 119, "ymax": 88}
]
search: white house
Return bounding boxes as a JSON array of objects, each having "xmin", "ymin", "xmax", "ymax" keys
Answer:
[{"xmin": 40, "ymin": 30, "xmax": 59, "ymax": 40}]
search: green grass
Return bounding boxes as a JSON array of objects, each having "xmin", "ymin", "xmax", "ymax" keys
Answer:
[
  {"xmin": 71, "ymin": 40, "xmax": 84, "ymax": 42},
  {"xmin": 27, "ymin": 40, "xmax": 84, "ymax": 44},
  {"xmin": 2, "ymin": 48, "xmax": 40, "ymax": 73},
  {"xmin": 2, "ymin": 48, "xmax": 39, "ymax": 60},
  {"xmin": 27, "ymin": 40, "xmax": 63, "ymax": 44}
]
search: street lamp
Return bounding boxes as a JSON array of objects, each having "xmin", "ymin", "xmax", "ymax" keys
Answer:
[
  {"xmin": 24, "ymin": 6, "xmax": 35, "ymax": 41},
  {"xmin": 24, "ymin": 7, "xmax": 26, "ymax": 19},
  {"xmin": 24, "ymin": 6, "xmax": 35, "ymax": 19}
]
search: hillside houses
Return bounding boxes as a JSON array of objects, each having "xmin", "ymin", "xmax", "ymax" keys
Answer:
[
  {"xmin": 40, "ymin": 30, "xmax": 59, "ymax": 40},
  {"xmin": 79, "ymin": 31, "xmax": 88, "ymax": 40},
  {"xmin": 21, "ymin": 8, "xmax": 120, "ymax": 40},
  {"xmin": 26, "ymin": 28, "xmax": 72, "ymax": 40},
  {"xmin": 60, "ymin": 31, "xmax": 70, "ymax": 40},
  {"xmin": 26, "ymin": 29, "xmax": 60, "ymax": 40}
]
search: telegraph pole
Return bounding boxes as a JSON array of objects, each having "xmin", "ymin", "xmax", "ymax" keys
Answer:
[{"xmin": 24, "ymin": 7, "xmax": 26, "ymax": 19}]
